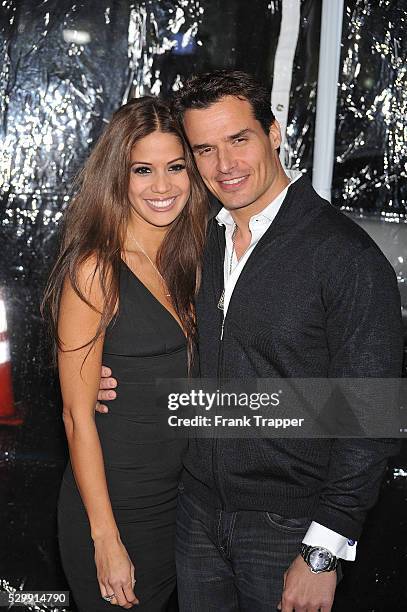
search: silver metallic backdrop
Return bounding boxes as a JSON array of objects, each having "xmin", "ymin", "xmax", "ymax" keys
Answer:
[
  {"xmin": 0, "ymin": 1, "xmax": 406, "ymax": 610},
  {"xmin": 333, "ymin": 0, "xmax": 407, "ymax": 339},
  {"xmin": 333, "ymin": 0, "xmax": 407, "ymax": 220}
]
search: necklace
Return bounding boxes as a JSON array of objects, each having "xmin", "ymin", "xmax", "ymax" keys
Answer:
[
  {"xmin": 217, "ymin": 224, "xmax": 238, "ymax": 310},
  {"xmin": 128, "ymin": 230, "xmax": 171, "ymax": 298}
]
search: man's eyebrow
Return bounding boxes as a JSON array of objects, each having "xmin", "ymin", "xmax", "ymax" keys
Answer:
[
  {"xmin": 227, "ymin": 128, "xmax": 252, "ymax": 141},
  {"xmin": 191, "ymin": 128, "xmax": 253, "ymax": 152}
]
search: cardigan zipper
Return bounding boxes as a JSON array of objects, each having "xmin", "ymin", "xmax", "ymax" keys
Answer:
[
  {"xmin": 215, "ymin": 311, "xmax": 225, "ymax": 509},
  {"xmin": 214, "ymin": 222, "xmax": 227, "ymax": 509}
]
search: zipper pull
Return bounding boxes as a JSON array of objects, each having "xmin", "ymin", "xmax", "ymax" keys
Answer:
[{"xmin": 220, "ymin": 319, "xmax": 225, "ymax": 341}]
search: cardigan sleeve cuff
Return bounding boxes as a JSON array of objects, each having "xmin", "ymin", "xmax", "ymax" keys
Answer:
[{"xmin": 302, "ymin": 521, "xmax": 357, "ymax": 561}]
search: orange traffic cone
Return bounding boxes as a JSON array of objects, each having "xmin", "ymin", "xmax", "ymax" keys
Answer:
[{"xmin": 0, "ymin": 294, "xmax": 22, "ymax": 425}]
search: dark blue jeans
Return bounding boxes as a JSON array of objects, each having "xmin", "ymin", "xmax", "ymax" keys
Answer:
[{"xmin": 175, "ymin": 483, "xmax": 313, "ymax": 611}]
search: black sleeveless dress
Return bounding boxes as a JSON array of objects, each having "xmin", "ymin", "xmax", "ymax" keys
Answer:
[{"xmin": 58, "ymin": 261, "xmax": 188, "ymax": 611}]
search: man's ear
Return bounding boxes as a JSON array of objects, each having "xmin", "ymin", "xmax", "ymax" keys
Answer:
[{"xmin": 268, "ymin": 119, "xmax": 282, "ymax": 150}]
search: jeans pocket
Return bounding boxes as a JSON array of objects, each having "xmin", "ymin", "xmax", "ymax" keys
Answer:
[{"xmin": 264, "ymin": 511, "xmax": 311, "ymax": 533}]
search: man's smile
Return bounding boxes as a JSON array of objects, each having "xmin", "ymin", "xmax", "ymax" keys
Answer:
[{"xmin": 217, "ymin": 175, "xmax": 250, "ymax": 191}]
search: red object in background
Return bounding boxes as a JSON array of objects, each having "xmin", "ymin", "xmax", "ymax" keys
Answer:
[{"xmin": 0, "ymin": 298, "xmax": 23, "ymax": 425}]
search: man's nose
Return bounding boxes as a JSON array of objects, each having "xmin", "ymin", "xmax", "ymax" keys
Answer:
[{"xmin": 216, "ymin": 148, "xmax": 237, "ymax": 174}]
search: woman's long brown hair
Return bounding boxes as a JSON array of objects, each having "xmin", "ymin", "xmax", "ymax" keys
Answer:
[{"xmin": 41, "ymin": 96, "xmax": 209, "ymax": 368}]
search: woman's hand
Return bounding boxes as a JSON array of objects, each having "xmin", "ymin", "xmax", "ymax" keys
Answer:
[{"xmin": 94, "ymin": 534, "xmax": 139, "ymax": 608}]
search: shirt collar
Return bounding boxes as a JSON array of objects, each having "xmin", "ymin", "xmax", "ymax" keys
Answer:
[{"xmin": 216, "ymin": 171, "xmax": 303, "ymax": 228}]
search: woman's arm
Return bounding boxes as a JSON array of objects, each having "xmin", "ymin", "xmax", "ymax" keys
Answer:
[{"xmin": 58, "ymin": 258, "xmax": 138, "ymax": 608}]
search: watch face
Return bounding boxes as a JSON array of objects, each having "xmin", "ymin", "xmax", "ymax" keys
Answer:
[{"xmin": 309, "ymin": 547, "xmax": 332, "ymax": 571}]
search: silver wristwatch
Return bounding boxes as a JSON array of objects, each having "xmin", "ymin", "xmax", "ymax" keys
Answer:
[{"xmin": 300, "ymin": 544, "xmax": 338, "ymax": 573}]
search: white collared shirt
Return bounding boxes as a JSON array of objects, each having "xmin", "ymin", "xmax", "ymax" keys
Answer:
[
  {"xmin": 215, "ymin": 171, "xmax": 357, "ymax": 561},
  {"xmin": 216, "ymin": 173, "xmax": 302, "ymax": 317}
]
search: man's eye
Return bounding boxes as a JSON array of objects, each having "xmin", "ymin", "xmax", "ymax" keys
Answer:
[
  {"xmin": 233, "ymin": 137, "xmax": 247, "ymax": 144},
  {"xmin": 198, "ymin": 147, "xmax": 213, "ymax": 156},
  {"xmin": 133, "ymin": 166, "xmax": 151, "ymax": 175},
  {"xmin": 169, "ymin": 164, "xmax": 186, "ymax": 172}
]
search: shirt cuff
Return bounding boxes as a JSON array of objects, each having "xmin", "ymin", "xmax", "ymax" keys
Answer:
[{"xmin": 302, "ymin": 521, "xmax": 357, "ymax": 561}]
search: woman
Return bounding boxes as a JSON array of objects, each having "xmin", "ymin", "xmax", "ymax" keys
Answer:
[{"xmin": 42, "ymin": 97, "xmax": 208, "ymax": 610}]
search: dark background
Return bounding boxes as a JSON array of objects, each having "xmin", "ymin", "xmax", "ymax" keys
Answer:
[{"xmin": 0, "ymin": 1, "xmax": 406, "ymax": 610}]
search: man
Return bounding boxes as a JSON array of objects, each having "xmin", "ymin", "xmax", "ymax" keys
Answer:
[{"xmin": 97, "ymin": 70, "xmax": 403, "ymax": 611}]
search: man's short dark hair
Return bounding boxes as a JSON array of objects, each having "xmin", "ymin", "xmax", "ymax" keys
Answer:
[{"xmin": 171, "ymin": 70, "xmax": 276, "ymax": 135}]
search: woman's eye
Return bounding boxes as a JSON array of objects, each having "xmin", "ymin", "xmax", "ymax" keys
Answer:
[
  {"xmin": 169, "ymin": 164, "xmax": 186, "ymax": 172},
  {"xmin": 133, "ymin": 166, "xmax": 151, "ymax": 175}
]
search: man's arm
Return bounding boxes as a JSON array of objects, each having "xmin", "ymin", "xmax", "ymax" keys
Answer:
[
  {"xmin": 279, "ymin": 244, "xmax": 403, "ymax": 612},
  {"xmin": 313, "ymin": 245, "xmax": 402, "ymax": 538}
]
